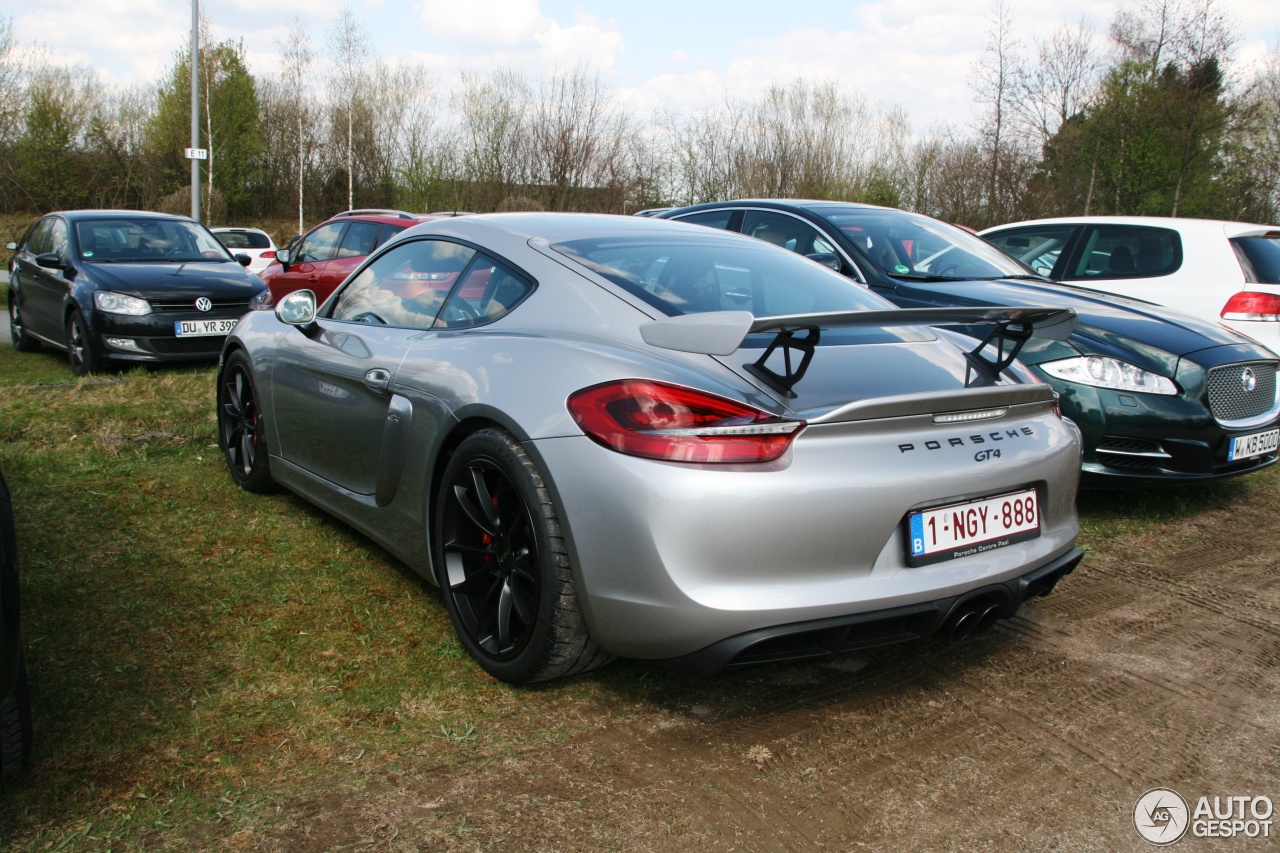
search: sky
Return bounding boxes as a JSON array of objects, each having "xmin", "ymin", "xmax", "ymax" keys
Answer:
[{"xmin": 5, "ymin": 0, "xmax": 1280, "ymax": 131}]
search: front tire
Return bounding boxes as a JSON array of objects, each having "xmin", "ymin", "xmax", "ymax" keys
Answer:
[
  {"xmin": 65, "ymin": 309, "xmax": 102, "ymax": 376},
  {"xmin": 8, "ymin": 293, "xmax": 39, "ymax": 353},
  {"xmin": 0, "ymin": 654, "xmax": 32, "ymax": 781},
  {"xmin": 217, "ymin": 350, "xmax": 276, "ymax": 493},
  {"xmin": 434, "ymin": 429, "xmax": 611, "ymax": 684}
]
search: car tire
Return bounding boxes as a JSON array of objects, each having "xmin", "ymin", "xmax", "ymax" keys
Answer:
[
  {"xmin": 0, "ymin": 653, "xmax": 32, "ymax": 781},
  {"xmin": 8, "ymin": 293, "xmax": 39, "ymax": 353},
  {"xmin": 434, "ymin": 428, "xmax": 612, "ymax": 684},
  {"xmin": 65, "ymin": 309, "xmax": 102, "ymax": 376},
  {"xmin": 217, "ymin": 350, "xmax": 276, "ymax": 494}
]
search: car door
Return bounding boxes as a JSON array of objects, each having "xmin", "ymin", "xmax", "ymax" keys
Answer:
[
  {"xmin": 268, "ymin": 238, "xmax": 481, "ymax": 498},
  {"xmin": 17, "ymin": 217, "xmax": 70, "ymax": 342},
  {"xmin": 267, "ymin": 221, "xmax": 347, "ymax": 299}
]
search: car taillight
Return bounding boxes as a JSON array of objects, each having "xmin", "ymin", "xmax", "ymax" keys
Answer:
[
  {"xmin": 1222, "ymin": 291, "xmax": 1280, "ymax": 321},
  {"xmin": 259, "ymin": 250, "xmax": 276, "ymax": 259},
  {"xmin": 567, "ymin": 379, "xmax": 804, "ymax": 463}
]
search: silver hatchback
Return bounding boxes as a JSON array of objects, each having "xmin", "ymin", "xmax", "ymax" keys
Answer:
[{"xmin": 218, "ymin": 213, "xmax": 1084, "ymax": 683}]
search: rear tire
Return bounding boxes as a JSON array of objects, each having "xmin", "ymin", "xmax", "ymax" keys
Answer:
[
  {"xmin": 218, "ymin": 351, "xmax": 276, "ymax": 494},
  {"xmin": 0, "ymin": 654, "xmax": 32, "ymax": 781},
  {"xmin": 8, "ymin": 292, "xmax": 39, "ymax": 353},
  {"xmin": 434, "ymin": 429, "xmax": 612, "ymax": 684}
]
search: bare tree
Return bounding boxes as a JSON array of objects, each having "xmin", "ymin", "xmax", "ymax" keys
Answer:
[
  {"xmin": 277, "ymin": 16, "xmax": 314, "ymax": 233},
  {"xmin": 328, "ymin": 4, "xmax": 371, "ymax": 211},
  {"xmin": 969, "ymin": 0, "xmax": 1026, "ymax": 225},
  {"xmin": 1014, "ymin": 18, "xmax": 1101, "ymax": 147}
]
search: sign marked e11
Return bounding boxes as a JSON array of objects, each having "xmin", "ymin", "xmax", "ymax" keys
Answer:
[{"xmin": 184, "ymin": 148, "xmax": 208, "ymax": 160}]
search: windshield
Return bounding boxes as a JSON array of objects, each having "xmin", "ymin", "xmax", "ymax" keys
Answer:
[
  {"xmin": 813, "ymin": 206, "xmax": 1034, "ymax": 280},
  {"xmin": 75, "ymin": 218, "xmax": 234, "ymax": 263},
  {"xmin": 549, "ymin": 234, "xmax": 892, "ymax": 318}
]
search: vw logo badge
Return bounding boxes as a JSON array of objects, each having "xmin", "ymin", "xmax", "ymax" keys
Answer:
[
  {"xmin": 1242, "ymin": 367, "xmax": 1258, "ymax": 392},
  {"xmin": 195, "ymin": 297, "xmax": 213, "ymax": 313}
]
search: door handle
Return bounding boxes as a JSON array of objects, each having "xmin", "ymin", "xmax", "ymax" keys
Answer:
[{"xmin": 364, "ymin": 368, "xmax": 392, "ymax": 394}]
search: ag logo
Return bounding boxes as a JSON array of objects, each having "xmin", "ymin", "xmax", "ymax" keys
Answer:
[
  {"xmin": 1134, "ymin": 788, "xmax": 1189, "ymax": 845},
  {"xmin": 195, "ymin": 297, "xmax": 213, "ymax": 312},
  {"xmin": 1241, "ymin": 366, "xmax": 1258, "ymax": 392}
]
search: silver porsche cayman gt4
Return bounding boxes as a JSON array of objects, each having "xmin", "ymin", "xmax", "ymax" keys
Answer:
[{"xmin": 217, "ymin": 213, "xmax": 1085, "ymax": 684}]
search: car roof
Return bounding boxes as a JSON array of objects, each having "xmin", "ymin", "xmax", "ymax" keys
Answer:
[
  {"xmin": 52, "ymin": 210, "xmax": 198, "ymax": 223},
  {"xmin": 980, "ymin": 216, "xmax": 1280, "ymax": 236},
  {"xmin": 394, "ymin": 211, "xmax": 755, "ymax": 245},
  {"xmin": 211, "ymin": 226, "xmax": 269, "ymax": 234}
]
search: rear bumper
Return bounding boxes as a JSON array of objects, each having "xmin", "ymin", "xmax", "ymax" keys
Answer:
[{"xmin": 663, "ymin": 547, "xmax": 1084, "ymax": 675}]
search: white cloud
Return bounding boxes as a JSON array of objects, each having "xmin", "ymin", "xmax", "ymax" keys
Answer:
[{"xmin": 418, "ymin": 0, "xmax": 548, "ymax": 45}]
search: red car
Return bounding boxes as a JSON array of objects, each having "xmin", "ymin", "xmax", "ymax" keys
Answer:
[{"xmin": 261, "ymin": 210, "xmax": 461, "ymax": 304}]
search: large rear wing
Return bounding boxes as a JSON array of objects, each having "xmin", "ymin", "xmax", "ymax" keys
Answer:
[{"xmin": 640, "ymin": 306, "xmax": 1077, "ymax": 398}]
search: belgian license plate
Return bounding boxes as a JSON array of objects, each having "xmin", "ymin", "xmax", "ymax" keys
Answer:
[
  {"xmin": 1228, "ymin": 428, "xmax": 1279, "ymax": 461},
  {"xmin": 174, "ymin": 318, "xmax": 237, "ymax": 337},
  {"xmin": 907, "ymin": 488, "xmax": 1040, "ymax": 567}
]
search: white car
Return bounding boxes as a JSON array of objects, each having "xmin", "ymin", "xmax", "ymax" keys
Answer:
[
  {"xmin": 981, "ymin": 217, "xmax": 1280, "ymax": 354},
  {"xmin": 211, "ymin": 227, "xmax": 277, "ymax": 275}
]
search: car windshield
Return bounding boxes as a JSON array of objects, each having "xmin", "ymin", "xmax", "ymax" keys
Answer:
[
  {"xmin": 549, "ymin": 234, "xmax": 890, "ymax": 318},
  {"xmin": 75, "ymin": 218, "xmax": 234, "ymax": 263},
  {"xmin": 1232, "ymin": 234, "xmax": 1280, "ymax": 284},
  {"xmin": 812, "ymin": 206, "xmax": 1033, "ymax": 281}
]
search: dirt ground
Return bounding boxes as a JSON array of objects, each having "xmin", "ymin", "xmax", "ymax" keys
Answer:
[{"xmin": 244, "ymin": 488, "xmax": 1279, "ymax": 852}]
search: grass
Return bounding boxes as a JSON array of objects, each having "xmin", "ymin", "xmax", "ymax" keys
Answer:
[
  {"xmin": 0, "ymin": 342, "xmax": 1274, "ymax": 848},
  {"xmin": 0, "ymin": 354, "xmax": 621, "ymax": 849}
]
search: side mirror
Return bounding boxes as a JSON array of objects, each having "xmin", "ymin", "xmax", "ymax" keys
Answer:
[
  {"xmin": 234, "ymin": 253, "xmax": 252, "ymax": 267},
  {"xmin": 805, "ymin": 252, "xmax": 842, "ymax": 272},
  {"xmin": 273, "ymin": 248, "xmax": 293, "ymax": 270},
  {"xmin": 35, "ymin": 252, "xmax": 64, "ymax": 270},
  {"xmin": 276, "ymin": 289, "xmax": 317, "ymax": 333},
  {"xmin": 4, "ymin": 242, "xmax": 16, "ymax": 251}
]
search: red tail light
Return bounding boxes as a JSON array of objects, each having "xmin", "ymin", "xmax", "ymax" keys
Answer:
[
  {"xmin": 1221, "ymin": 291, "xmax": 1280, "ymax": 321},
  {"xmin": 567, "ymin": 379, "xmax": 804, "ymax": 463},
  {"xmin": 259, "ymin": 250, "xmax": 276, "ymax": 258}
]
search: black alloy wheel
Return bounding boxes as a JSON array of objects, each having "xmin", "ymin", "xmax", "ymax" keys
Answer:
[
  {"xmin": 8, "ymin": 296, "xmax": 38, "ymax": 353},
  {"xmin": 218, "ymin": 351, "xmax": 275, "ymax": 493},
  {"xmin": 65, "ymin": 309, "xmax": 101, "ymax": 376},
  {"xmin": 435, "ymin": 429, "xmax": 610, "ymax": 684}
]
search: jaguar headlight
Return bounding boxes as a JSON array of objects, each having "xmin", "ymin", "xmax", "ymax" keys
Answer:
[
  {"xmin": 94, "ymin": 291, "xmax": 152, "ymax": 316},
  {"xmin": 1040, "ymin": 356, "xmax": 1178, "ymax": 395}
]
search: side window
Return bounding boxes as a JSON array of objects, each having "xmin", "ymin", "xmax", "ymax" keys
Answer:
[
  {"xmin": 25, "ymin": 219, "xmax": 53, "ymax": 256},
  {"xmin": 742, "ymin": 211, "xmax": 826, "ymax": 255},
  {"xmin": 1071, "ymin": 225, "xmax": 1182, "ymax": 279},
  {"xmin": 377, "ymin": 223, "xmax": 408, "ymax": 250},
  {"xmin": 48, "ymin": 219, "xmax": 70, "ymax": 259},
  {"xmin": 329, "ymin": 239, "xmax": 478, "ymax": 330},
  {"xmin": 437, "ymin": 254, "xmax": 535, "ymax": 330},
  {"xmin": 334, "ymin": 221, "xmax": 380, "ymax": 259},
  {"xmin": 985, "ymin": 227, "xmax": 1074, "ymax": 277},
  {"xmin": 295, "ymin": 222, "xmax": 346, "ymax": 263},
  {"xmin": 673, "ymin": 210, "xmax": 735, "ymax": 231}
]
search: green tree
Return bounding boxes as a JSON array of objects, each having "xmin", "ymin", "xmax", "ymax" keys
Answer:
[{"xmin": 148, "ymin": 39, "xmax": 261, "ymax": 220}]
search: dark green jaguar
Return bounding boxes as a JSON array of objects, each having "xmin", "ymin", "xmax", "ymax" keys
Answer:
[{"xmin": 659, "ymin": 200, "xmax": 1280, "ymax": 488}]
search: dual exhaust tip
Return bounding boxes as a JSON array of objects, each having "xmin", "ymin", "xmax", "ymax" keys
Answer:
[{"xmin": 944, "ymin": 601, "xmax": 1002, "ymax": 643}]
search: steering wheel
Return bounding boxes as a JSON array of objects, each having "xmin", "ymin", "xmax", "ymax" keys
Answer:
[
  {"xmin": 349, "ymin": 311, "xmax": 387, "ymax": 325},
  {"xmin": 440, "ymin": 299, "xmax": 483, "ymax": 326},
  {"xmin": 932, "ymin": 262, "xmax": 962, "ymax": 276}
]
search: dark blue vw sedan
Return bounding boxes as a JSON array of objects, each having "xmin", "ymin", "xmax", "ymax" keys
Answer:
[{"xmin": 6, "ymin": 210, "xmax": 270, "ymax": 375}]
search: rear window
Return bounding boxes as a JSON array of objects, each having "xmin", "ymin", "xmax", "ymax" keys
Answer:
[
  {"xmin": 216, "ymin": 230, "xmax": 271, "ymax": 250},
  {"xmin": 1231, "ymin": 235, "xmax": 1280, "ymax": 284},
  {"xmin": 549, "ymin": 235, "xmax": 889, "ymax": 318}
]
